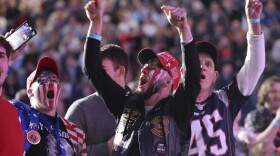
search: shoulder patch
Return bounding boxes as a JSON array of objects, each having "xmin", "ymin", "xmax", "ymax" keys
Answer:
[{"xmin": 151, "ymin": 116, "xmax": 169, "ymax": 137}]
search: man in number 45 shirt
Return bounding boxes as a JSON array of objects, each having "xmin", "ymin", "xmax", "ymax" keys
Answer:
[{"xmin": 188, "ymin": 0, "xmax": 265, "ymax": 155}]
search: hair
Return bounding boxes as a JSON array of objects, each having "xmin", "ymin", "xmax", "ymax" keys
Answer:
[
  {"xmin": 257, "ymin": 76, "xmax": 280, "ymax": 107},
  {"xmin": 0, "ymin": 36, "xmax": 13, "ymax": 58},
  {"xmin": 101, "ymin": 44, "xmax": 129, "ymax": 76}
]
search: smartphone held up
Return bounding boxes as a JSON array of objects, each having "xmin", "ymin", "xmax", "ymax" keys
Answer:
[{"xmin": 6, "ymin": 21, "xmax": 37, "ymax": 52}]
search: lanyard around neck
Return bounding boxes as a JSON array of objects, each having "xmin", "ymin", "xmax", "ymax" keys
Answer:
[{"xmin": 38, "ymin": 113, "xmax": 66, "ymax": 156}]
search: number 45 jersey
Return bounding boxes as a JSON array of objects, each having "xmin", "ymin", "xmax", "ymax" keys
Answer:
[{"xmin": 188, "ymin": 79, "xmax": 249, "ymax": 156}]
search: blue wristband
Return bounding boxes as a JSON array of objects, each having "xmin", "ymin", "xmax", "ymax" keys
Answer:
[
  {"xmin": 249, "ymin": 18, "xmax": 261, "ymax": 23},
  {"xmin": 88, "ymin": 33, "xmax": 102, "ymax": 41},
  {"xmin": 272, "ymin": 119, "xmax": 280, "ymax": 128}
]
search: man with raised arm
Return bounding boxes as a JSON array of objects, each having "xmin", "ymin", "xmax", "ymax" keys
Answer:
[
  {"xmin": 188, "ymin": 0, "xmax": 265, "ymax": 155},
  {"xmin": 82, "ymin": 0, "xmax": 201, "ymax": 155}
]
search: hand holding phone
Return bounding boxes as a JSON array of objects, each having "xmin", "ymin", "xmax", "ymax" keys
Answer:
[{"xmin": 6, "ymin": 21, "xmax": 37, "ymax": 52}]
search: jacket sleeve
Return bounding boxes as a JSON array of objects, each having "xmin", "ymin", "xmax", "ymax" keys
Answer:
[
  {"xmin": 83, "ymin": 37, "xmax": 128, "ymax": 119},
  {"xmin": 172, "ymin": 41, "xmax": 201, "ymax": 130},
  {"xmin": 62, "ymin": 118, "xmax": 87, "ymax": 156},
  {"xmin": 9, "ymin": 100, "xmax": 30, "ymax": 131},
  {"xmin": 65, "ymin": 102, "xmax": 86, "ymax": 133}
]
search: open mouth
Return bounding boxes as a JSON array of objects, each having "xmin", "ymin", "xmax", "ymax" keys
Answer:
[
  {"xmin": 47, "ymin": 90, "xmax": 55, "ymax": 99},
  {"xmin": 139, "ymin": 77, "xmax": 148, "ymax": 86},
  {"xmin": 201, "ymin": 74, "xmax": 206, "ymax": 79}
]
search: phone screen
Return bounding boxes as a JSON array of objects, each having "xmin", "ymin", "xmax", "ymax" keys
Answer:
[{"xmin": 6, "ymin": 22, "xmax": 37, "ymax": 52}]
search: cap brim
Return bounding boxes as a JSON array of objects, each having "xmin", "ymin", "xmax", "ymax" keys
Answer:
[
  {"xmin": 196, "ymin": 41, "xmax": 219, "ymax": 66},
  {"xmin": 138, "ymin": 48, "xmax": 157, "ymax": 65}
]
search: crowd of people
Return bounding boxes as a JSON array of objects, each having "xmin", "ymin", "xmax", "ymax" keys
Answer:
[
  {"xmin": 0, "ymin": 0, "xmax": 279, "ymax": 115},
  {"xmin": 0, "ymin": 0, "xmax": 280, "ymax": 155}
]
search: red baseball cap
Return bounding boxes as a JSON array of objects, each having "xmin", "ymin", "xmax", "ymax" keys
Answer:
[
  {"xmin": 138, "ymin": 48, "xmax": 181, "ymax": 93},
  {"xmin": 196, "ymin": 41, "xmax": 219, "ymax": 70},
  {"xmin": 26, "ymin": 56, "xmax": 59, "ymax": 91}
]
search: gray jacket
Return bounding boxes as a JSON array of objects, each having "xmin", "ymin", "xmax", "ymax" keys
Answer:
[{"xmin": 65, "ymin": 92, "xmax": 116, "ymax": 156}]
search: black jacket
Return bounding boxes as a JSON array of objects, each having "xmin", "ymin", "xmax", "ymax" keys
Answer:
[{"xmin": 83, "ymin": 37, "xmax": 201, "ymax": 156}]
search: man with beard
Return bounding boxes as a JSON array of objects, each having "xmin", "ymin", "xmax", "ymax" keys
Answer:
[
  {"xmin": 83, "ymin": 0, "xmax": 201, "ymax": 155},
  {"xmin": 10, "ymin": 56, "xmax": 87, "ymax": 156}
]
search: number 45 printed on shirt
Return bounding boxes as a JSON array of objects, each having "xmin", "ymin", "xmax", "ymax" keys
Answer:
[{"xmin": 188, "ymin": 110, "xmax": 228, "ymax": 156}]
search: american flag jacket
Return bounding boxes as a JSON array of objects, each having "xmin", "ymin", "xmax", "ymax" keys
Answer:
[{"xmin": 10, "ymin": 100, "xmax": 87, "ymax": 156}]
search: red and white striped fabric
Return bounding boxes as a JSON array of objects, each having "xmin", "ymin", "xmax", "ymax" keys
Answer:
[{"xmin": 62, "ymin": 118, "xmax": 87, "ymax": 156}]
